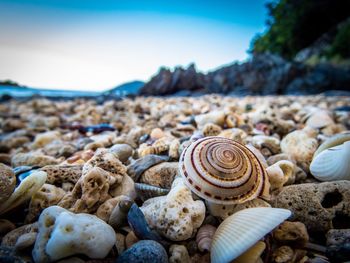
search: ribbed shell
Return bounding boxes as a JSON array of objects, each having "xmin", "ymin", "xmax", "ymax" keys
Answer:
[
  {"xmin": 310, "ymin": 141, "xmax": 350, "ymax": 181},
  {"xmin": 211, "ymin": 207, "xmax": 291, "ymax": 263},
  {"xmin": 313, "ymin": 132, "xmax": 350, "ymax": 157},
  {"xmin": 179, "ymin": 137, "xmax": 270, "ymax": 204},
  {"xmin": 196, "ymin": 224, "xmax": 217, "ymax": 252}
]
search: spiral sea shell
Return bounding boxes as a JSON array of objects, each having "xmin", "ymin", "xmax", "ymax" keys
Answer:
[
  {"xmin": 179, "ymin": 136, "xmax": 270, "ymax": 204},
  {"xmin": 196, "ymin": 224, "xmax": 217, "ymax": 252}
]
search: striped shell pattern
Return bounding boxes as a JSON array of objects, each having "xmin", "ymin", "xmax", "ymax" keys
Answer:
[{"xmin": 179, "ymin": 136, "xmax": 270, "ymax": 204}]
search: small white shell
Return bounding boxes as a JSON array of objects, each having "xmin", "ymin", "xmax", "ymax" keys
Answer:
[
  {"xmin": 211, "ymin": 207, "xmax": 291, "ymax": 263},
  {"xmin": 310, "ymin": 141, "xmax": 350, "ymax": 181}
]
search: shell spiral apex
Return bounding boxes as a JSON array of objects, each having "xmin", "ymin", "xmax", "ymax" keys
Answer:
[{"xmin": 179, "ymin": 136, "xmax": 270, "ymax": 204}]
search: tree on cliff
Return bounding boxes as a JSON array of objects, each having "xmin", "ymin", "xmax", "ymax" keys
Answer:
[{"xmin": 251, "ymin": 0, "xmax": 350, "ymax": 59}]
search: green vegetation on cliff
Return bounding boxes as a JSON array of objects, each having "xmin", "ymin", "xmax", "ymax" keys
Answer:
[{"xmin": 251, "ymin": 0, "xmax": 350, "ymax": 60}]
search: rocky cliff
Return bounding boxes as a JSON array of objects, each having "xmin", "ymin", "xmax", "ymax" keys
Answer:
[{"xmin": 139, "ymin": 53, "xmax": 350, "ymax": 96}]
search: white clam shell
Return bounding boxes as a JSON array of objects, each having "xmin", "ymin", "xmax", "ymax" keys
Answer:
[
  {"xmin": 211, "ymin": 207, "xmax": 291, "ymax": 263},
  {"xmin": 310, "ymin": 141, "xmax": 350, "ymax": 181}
]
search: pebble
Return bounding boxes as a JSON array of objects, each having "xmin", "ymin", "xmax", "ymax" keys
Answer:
[
  {"xmin": 117, "ymin": 240, "xmax": 168, "ymax": 263},
  {"xmin": 127, "ymin": 154, "xmax": 170, "ymax": 181},
  {"xmin": 109, "ymin": 144, "xmax": 133, "ymax": 163},
  {"xmin": 140, "ymin": 162, "xmax": 178, "ymax": 189},
  {"xmin": 0, "ymin": 163, "xmax": 16, "ymax": 203}
]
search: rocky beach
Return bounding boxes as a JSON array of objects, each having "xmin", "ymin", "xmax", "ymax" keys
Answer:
[
  {"xmin": 1, "ymin": 0, "xmax": 350, "ymax": 262},
  {"xmin": 0, "ymin": 94, "xmax": 349, "ymax": 262}
]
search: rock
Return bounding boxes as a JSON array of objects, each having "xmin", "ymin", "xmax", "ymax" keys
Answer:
[
  {"xmin": 25, "ymin": 184, "xmax": 66, "ymax": 223},
  {"xmin": 40, "ymin": 165, "xmax": 82, "ymax": 186},
  {"xmin": 127, "ymin": 154, "xmax": 170, "ymax": 181},
  {"xmin": 31, "ymin": 131, "xmax": 61, "ymax": 149},
  {"xmin": 195, "ymin": 111, "xmax": 226, "ymax": 128},
  {"xmin": 115, "ymin": 232, "xmax": 126, "ymax": 255},
  {"xmin": 110, "ymin": 144, "xmax": 133, "ymax": 163},
  {"xmin": 0, "ymin": 219, "xmax": 16, "ymax": 236},
  {"xmin": 0, "ymin": 135, "xmax": 30, "ymax": 152},
  {"xmin": 169, "ymin": 244, "xmax": 190, "ymax": 263},
  {"xmin": 1, "ymin": 119, "xmax": 26, "ymax": 132},
  {"xmin": 58, "ymin": 167, "xmax": 111, "ymax": 213},
  {"xmin": 139, "ymin": 64, "xmax": 205, "ymax": 96},
  {"xmin": 117, "ymin": 240, "xmax": 168, "ymax": 263},
  {"xmin": 2, "ymin": 223, "xmax": 38, "ymax": 247},
  {"xmin": 82, "ymin": 148, "xmax": 127, "ymax": 180},
  {"xmin": 0, "ymin": 171, "xmax": 47, "ymax": 215},
  {"xmin": 95, "ymin": 195, "xmax": 131, "ymax": 222},
  {"xmin": 125, "ymin": 231, "xmax": 139, "ymax": 249},
  {"xmin": 202, "ymin": 123, "xmax": 222, "ymax": 137},
  {"xmin": 140, "ymin": 162, "xmax": 178, "ymax": 189},
  {"xmin": 109, "ymin": 174, "xmax": 136, "ymax": 200},
  {"xmin": 271, "ymin": 246, "xmax": 294, "ymax": 263},
  {"xmin": 32, "ymin": 206, "xmax": 116, "ymax": 263},
  {"xmin": 0, "ymin": 153, "xmax": 11, "ymax": 165},
  {"xmin": 14, "ymin": 232, "xmax": 37, "ymax": 250},
  {"xmin": 29, "ymin": 116, "xmax": 60, "ymax": 129},
  {"xmin": 11, "ymin": 152, "xmax": 61, "ymax": 167},
  {"xmin": 138, "ymin": 53, "xmax": 350, "ymax": 96},
  {"xmin": 326, "ymin": 229, "xmax": 350, "ymax": 262},
  {"xmin": 326, "ymin": 229, "xmax": 350, "ymax": 246},
  {"xmin": 0, "ymin": 163, "xmax": 16, "ymax": 203},
  {"xmin": 150, "ymin": 128, "xmax": 165, "ymax": 140},
  {"xmin": 273, "ymin": 221, "xmax": 309, "ymax": 247},
  {"xmin": 140, "ymin": 178, "xmax": 205, "ymax": 241},
  {"xmin": 266, "ymin": 160, "xmax": 295, "ymax": 192},
  {"xmin": 168, "ymin": 139, "xmax": 180, "ymax": 160},
  {"xmin": 280, "ymin": 128, "xmax": 318, "ymax": 171},
  {"xmin": 275, "ymin": 181, "xmax": 350, "ymax": 232},
  {"xmin": 0, "ymin": 246, "xmax": 28, "ymax": 263}
]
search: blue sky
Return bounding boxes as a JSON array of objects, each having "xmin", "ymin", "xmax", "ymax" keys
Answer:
[{"xmin": 0, "ymin": 0, "xmax": 268, "ymax": 90}]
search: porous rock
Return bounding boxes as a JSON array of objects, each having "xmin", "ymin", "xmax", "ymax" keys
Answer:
[
  {"xmin": 40, "ymin": 165, "xmax": 82, "ymax": 186},
  {"xmin": 11, "ymin": 152, "xmax": 60, "ymax": 167},
  {"xmin": 140, "ymin": 178, "xmax": 205, "ymax": 241},
  {"xmin": 275, "ymin": 181, "xmax": 350, "ymax": 232},
  {"xmin": 25, "ymin": 184, "xmax": 66, "ymax": 223},
  {"xmin": 0, "ymin": 163, "xmax": 16, "ymax": 203},
  {"xmin": 273, "ymin": 221, "xmax": 309, "ymax": 247}
]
